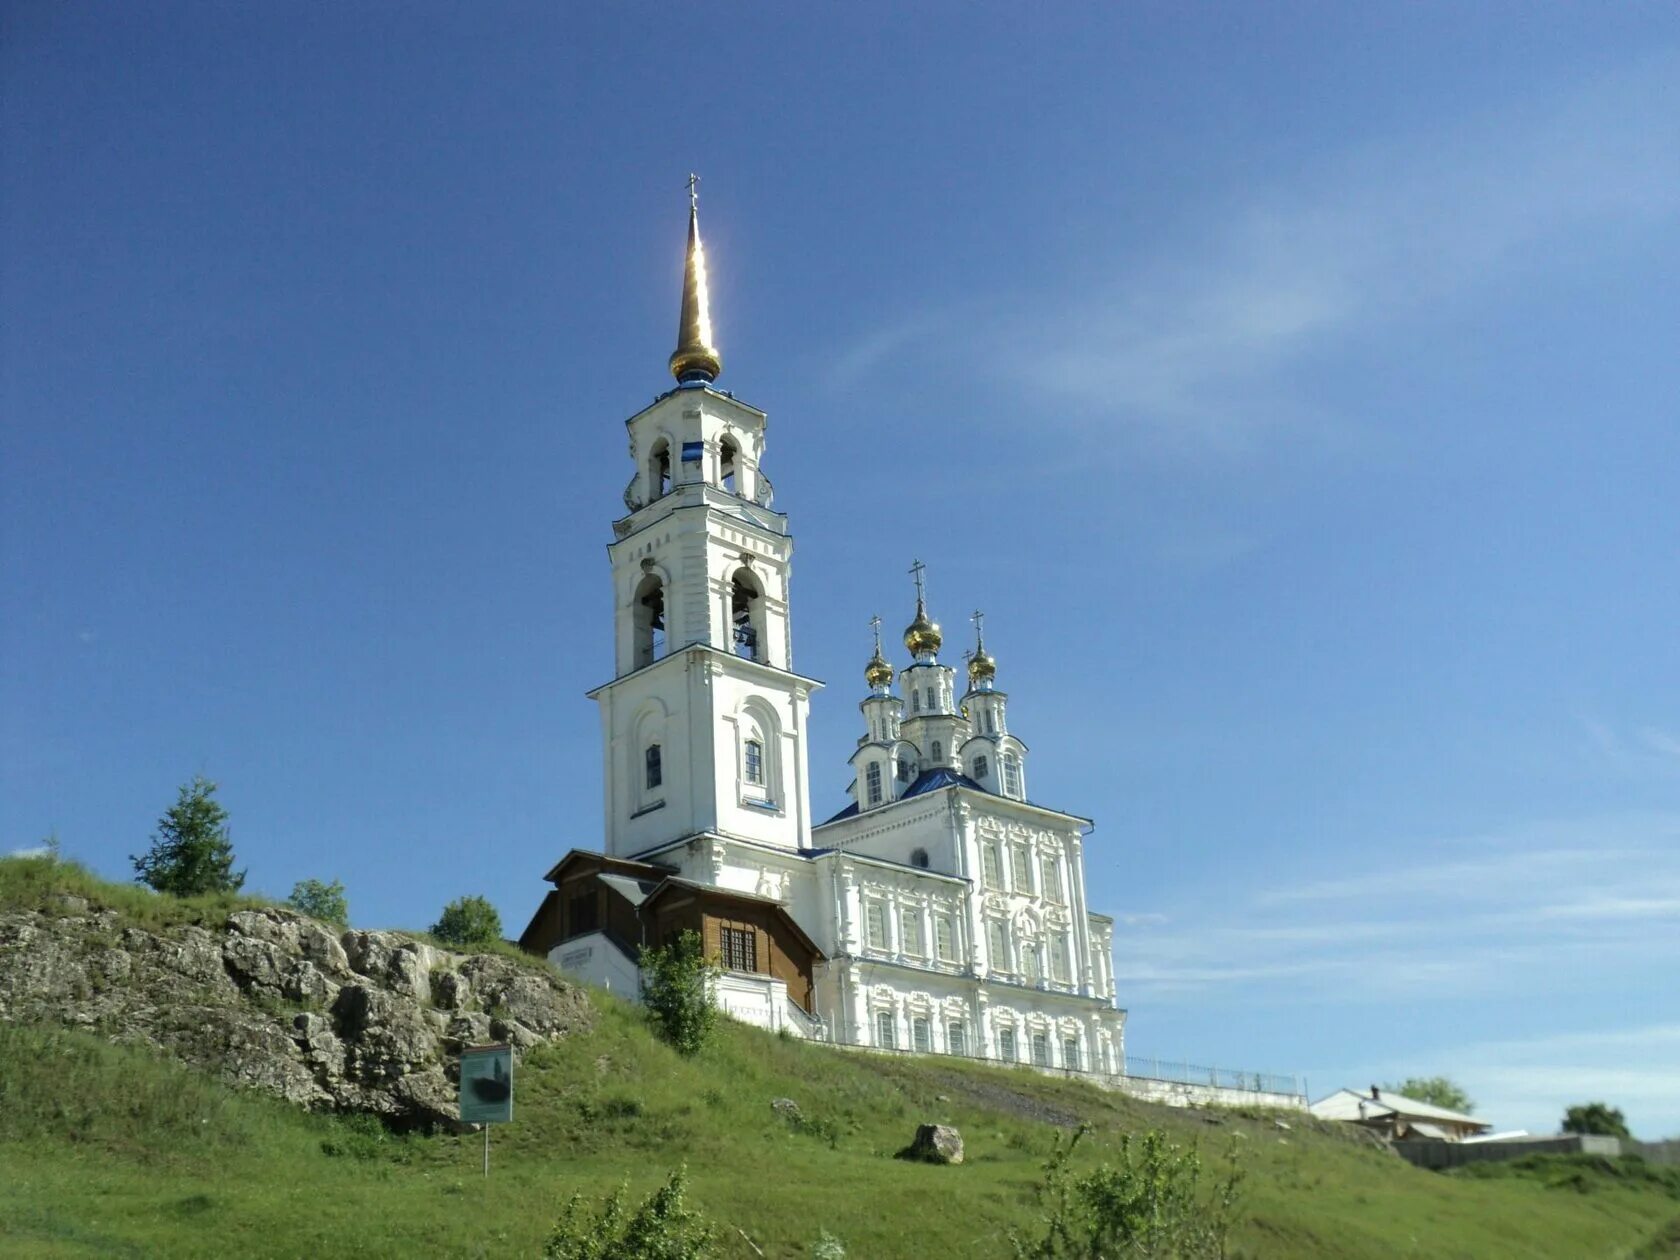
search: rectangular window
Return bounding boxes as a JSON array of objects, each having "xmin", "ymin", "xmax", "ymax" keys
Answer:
[
  {"xmin": 644, "ymin": 744, "xmax": 662, "ymax": 790},
  {"xmin": 1011, "ymin": 845, "xmax": 1032, "ymax": 891},
  {"xmin": 744, "ymin": 738, "xmax": 764, "ymax": 785},
  {"xmin": 719, "ymin": 926, "xmax": 756, "ymax": 973},
  {"xmin": 900, "ymin": 910, "xmax": 923, "ymax": 956},
  {"xmin": 988, "ymin": 920, "xmax": 1009, "ymax": 972},
  {"xmin": 973, "ymin": 755, "xmax": 988, "ymax": 779},
  {"xmin": 896, "ymin": 756, "xmax": 910, "ymax": 782},
  {"xmin": 1041, "ymin": 856, "xmax": 1061, "ymax": 903},
  {"xmin": 1064, "ymin": 1038, "xmax": 1081, "ymax": 1072},
  {"xmin": 912, "ymin": 1016, "xmax": 931, "ymax": 1054},
  {"xmin": 1031, "ymin": 1032, "xmax": 1050, "ymax": 1067},
  {"xmin": 865, "ymin": 902, "xmax": 887, "ymax": 951},
  {"xmin": 568, "ymin": 891, "xmax": 598, "ymax": 936},
  {"xmin": 912, "ymin": 689, "xmax": 921, "ymax": 712},
  {"xmin": 875, "ymin": 1010, "xmax": 895, "ymax": 1049},
  {"xmin": 998, "ymin": 1028, "xmax": 1017, "ymax": 1061},
  {"xmin": 1052, "ymin": 935, "xmax": 1071, "ymax": 983},
  {"xmin": 981, "ymin": 844, "xmax": 1001, "ymax": 890},
  {"xmin": 948, "ymin": 1022, "xmax": 967, "ymax": 1057},
  {"xmin": 935, "ymin": 916, "xmax": 955, "ymax": 962},
  {"xmin": 1003, "ymin": 753, "xmax": 1021, "ymax": 796},
  {"xmin": 866, "ymin": 761, "xmax": 883, "ymax": 805},
  {"xmin": 985, "ymin": 710, "xmax": 996, "ymax": 734}
]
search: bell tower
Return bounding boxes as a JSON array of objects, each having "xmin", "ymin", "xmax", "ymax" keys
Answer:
[{"xmin": 588, "ymin": 181, "xmax": 820, "ymax": 860}]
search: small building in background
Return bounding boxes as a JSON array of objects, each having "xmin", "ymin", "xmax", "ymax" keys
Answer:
[{"xmin": 1310, "ymin": 1086, "xmax": 1490, "ymax": 1141}]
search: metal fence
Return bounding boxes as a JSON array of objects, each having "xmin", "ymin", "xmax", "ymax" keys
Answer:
[{"xmin": 1122, "ymin": 1055, "xmax": 1305, "ymax": 1099}]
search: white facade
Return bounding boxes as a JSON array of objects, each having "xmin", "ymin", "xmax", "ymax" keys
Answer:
[{"xmin": 569, "ymin": 199, "xmax": 1127, "ymax": 1071}]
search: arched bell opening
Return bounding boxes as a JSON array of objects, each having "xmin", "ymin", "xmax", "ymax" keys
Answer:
[
  {"xmin": 718, "ymin": 436, "xmax": 739, "ymax": 495},
  {"xmin": 730, "ymin": 568, "xmax": 766, "ymax": 663},
  {"xmin": 648, "ymin": 439, "xmax": 672, "ymax": 501},
  {"xmin": 633, "ymin": 573, "xmax": 666, "ymax": 668}
]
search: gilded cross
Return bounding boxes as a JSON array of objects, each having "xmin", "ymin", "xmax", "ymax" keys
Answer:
[
  {"xmin": 686, "ymin": 172, "xmax": 700, "ymax": 211},
  {"xmin": 909, "ymin": 558, "xmax": 927, "ymax": 606},
  {"xmin": 869, "ymin": 614, "xmax": 883, "ymax": 654}
]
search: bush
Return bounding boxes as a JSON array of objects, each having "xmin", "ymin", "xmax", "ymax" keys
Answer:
[
  {"xmin": 543, "ymin": 1167, "xmax": 716, "ymax": 1259},
  {"xmin": 1384, "ymin": 1076, "xmax": 1474, "ymax": 1114},
  {"xmin": 429, "ymin": 895, "xmax": 502, "ymax": 947},
  {"xmin": 1011, "ymin": 1125, "xmax": 1243, "ymax": 1260},
  {"xmin": 287, "ymin": 878, "xmax": 349, "ymax": 928},
  {"xmin": 639, "ymin": 930, "xmax": 718, "ymax": 1057},
  {"xmin": 131, "ymin": 776, "xmax": 245, "ymax": 897}
]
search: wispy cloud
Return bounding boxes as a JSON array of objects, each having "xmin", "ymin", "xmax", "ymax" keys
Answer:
[
  {"xmin": 832, "ymin": 55, "xmax": 1679, "ymax": 455},
  {"xmin": 6, "ymin": 845, "xmax": 53, "ymax": 859}
]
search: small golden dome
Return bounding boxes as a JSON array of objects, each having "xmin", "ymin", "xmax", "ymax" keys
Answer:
[
  {"xmin": 865, "ymin": 650, "xmax": 894, "ymax": 690},
  {"xmin": 904, "ymin": 604, "xmax": 942, "ymax": 657},
  {"xmin": 968, "ymin": 645, "xmax": 996, "ymax": 686}
]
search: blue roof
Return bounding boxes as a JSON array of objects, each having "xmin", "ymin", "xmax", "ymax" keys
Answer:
[{"xmin": 819, "ymin": 766, "xmax": 987, "ymax": 825}]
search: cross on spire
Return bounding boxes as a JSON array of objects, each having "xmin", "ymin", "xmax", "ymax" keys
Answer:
[
  {"xmin": 869, "ymin": 614, "xmax": 883, "ymax": 654},
  {"xmin": 971, "ymin": 609, "xmax": 986, "ymax": 641},
  {"xmin": 686, "ymin": 172, "xmax": 700, "ymax": 212},
  {"xmin": 909, "ymin": 558, "xmax": 927, "ymax": 609}
]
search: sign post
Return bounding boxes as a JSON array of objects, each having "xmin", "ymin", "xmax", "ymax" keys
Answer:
[{"xmin": 459, "ymin": 1043, "xmax": 513, "ymax": 1177}]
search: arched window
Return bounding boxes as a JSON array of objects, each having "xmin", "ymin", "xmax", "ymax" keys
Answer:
[
  {"xmin": 744, "ymin": 738, "xmax": 764, "ymax": 786},
  {"xmin": 984, "ymin": 710, "xmax": 996, "ymax": 735},
  {"xmin": 645, "ymin": 743, "xmax": 662, "ymax": 790},
  {"xmin": 731, "ymin": 569, "xmax": 765, "ymax": 663},
  {"xmin": 1002, "ymin": 751, "xmax": 1021, "ymax": 797},
  {"xmin": 648, "ymin": 439, "xmax": 671, "ymax": 500},
  {"xmin": 931, "ymin": 740, "xmax": 943, "ymax": 763},
  {"xmin": 865, "ymin": 761, "xmax": 883, "ymax": 805},
  {"xmin": 632, "ymin": 573, "xmax": 666, "ymax": 669},
  {"xmin": 910, "ymin": 847, "xmax": 929, "ymax": 869},
  {"xmin": 718, "ymin": 436, "xmax": 739, "ymax": 494}
]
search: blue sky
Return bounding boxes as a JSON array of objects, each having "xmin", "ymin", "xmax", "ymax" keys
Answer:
[{"xmin": 4, "ymin": 5, "xmax": 1678, "ymax": 1136}]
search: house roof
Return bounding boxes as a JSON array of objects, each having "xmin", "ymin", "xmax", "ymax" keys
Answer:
[
  {"xmin": 540, "ymin": 847, "xmax": 676, "ymax": 885},
  {"xmin": 1309, "ymin": 1088, "xmax": 1487, "ymax": 1129}
]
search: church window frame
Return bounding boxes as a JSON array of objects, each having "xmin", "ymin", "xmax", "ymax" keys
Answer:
[
  {"xmin": 875, "ymin": 1009, "xmax": 896, "ymax": 1049},
  {"xmin": 631, "ymin": 571, "xmax": 667, "ymax": 670},
  {"xmin": 1002, "ymin": 751, "xmax": 1022, "ymax": 797},
  {"xmin": 718, "ymin": 435, "xmax": 740, "ymax": 495},
  {"xmin": 973, "ymin": 754, "xmax": 988, "ymax": 780},
  {"xmin": 988, "ymin": 919, "xmax": 1010, "ymax": 973},
  {"xmin": 912, "ymin": 1016, "xmax": 931, "ymax": 1054},
  {"xmin": 981, "ymin": 843, "xmax": 1002, "ymax": 890},
  {"xmin": 896, "ymin": 755, "xmax": 911, "ymax": 782},
  {"xmin": 647, "ymin": 437, "xmax": 672, "ymax": 501},
  {"xmin": 865, "ymin": 761, "xmax": 882, "ymax": 805},
  {"xmin": 1011, "ymin": 845, "xmax": 1033, "ymax": 892},
  {"xmin": 998, "ymin": 1027, "xmax": 1017, "ymax": 1061},
  {"xmin": 1040, "ymin": 855, "xmax": 1061, "ymax": 903},
  {"xmin": 912, "ymin": 688, "xmax": 921, "ymax": 713},
  {"xmin": 865, "ymin": 901, "xmax": 888, "ymax": 952},
  {"xmin": 900, "ymin": 909, "xmax": 923, "ymax": 956},
  {"xmin": 1063, "ymin": 1037, "xmax": 1081, "ymax": 1072},
  {"xmin": 947, "ymin": 1021, "xmax": 967, "ymax": 1057},
  {"xmin": 1021, "ymin": 940, "xmax": 1041, "ymax": 984},
  {"xmin": 1051, "ymin": 935, "xmax": 1071, "ymax": 984},
  {"xmin": 985, "ymin": 709, "xmax": 996, "ymax": 735},
  {"xmin": 730, "ymin": 567, "xmax": 768, "ymax": 664},
  {"xmin": 931, "ymin": 739, "xmax": 943, "ymax": 763},
  {"xmin": 1031, "ymin": 1031, "xmax": 1050, "ymax": 1067},
  {"xmin": 935, "ymin": 916, "xmax": 956, "ymax": 962},
  {"xmin": 644, "ymin": 743, "xmax": 663, "ymax": 790},
  {"xmin": 744, "ymin": 738, "xmax": 764, "ymax": 786}
]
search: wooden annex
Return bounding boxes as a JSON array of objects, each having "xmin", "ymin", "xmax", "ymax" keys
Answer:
[{"xmin": 519, "ymin": 850, "xmax": 823, "ymax": 1014}]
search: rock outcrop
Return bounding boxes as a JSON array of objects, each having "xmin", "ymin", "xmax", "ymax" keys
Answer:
[
  {"xmin": 904, "ymin": 1123, "xmax": 965, "ymax": 1164},
  {"xmin": 0, "ymin": 902, "xmax": 591, "ymax": 1128}
]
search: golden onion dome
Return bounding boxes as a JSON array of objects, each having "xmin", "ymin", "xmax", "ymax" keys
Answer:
[
  {"xmin": 904, "ymin": 603, "xmax": 942, "ymax": 657},
  {"xmin": 865, "ymin": 650, "xmax": 895, "ymax": 690},
  {"xmin": 968, "ymin": 644, "xmax": 996, "ymax": 686}
]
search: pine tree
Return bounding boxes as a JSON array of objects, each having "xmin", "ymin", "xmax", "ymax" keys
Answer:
[{"xmin": 131, "ymin": 776, "xmax": 246, "ymax": 896}]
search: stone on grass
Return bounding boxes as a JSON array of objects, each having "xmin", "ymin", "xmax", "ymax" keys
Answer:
[{"xmin": 906, "ymin": 1123, "xmax": 964, "ymax": 1165}]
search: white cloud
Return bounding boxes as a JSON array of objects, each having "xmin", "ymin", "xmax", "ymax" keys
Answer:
[{"xmin": 6, "ymin": 845, "xmax": 52, "ymax": 859}]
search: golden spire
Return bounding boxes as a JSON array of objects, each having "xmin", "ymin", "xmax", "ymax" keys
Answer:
[
  {"xmin": 865, "ymin": 615, "xmax": 895, "ymax": 690},
  {"xmin": 669, "ymin": 173, "xmax": 722, "ymax": 384},
  {"xmin": 967, "ymin": 609, "xmax": 996, "ymax": 687},
  {"xmin": 903, "ymin": 558, "xmax": 943, "ymax": 657}
]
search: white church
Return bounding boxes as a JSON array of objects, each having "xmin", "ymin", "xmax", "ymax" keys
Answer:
[{"xmin": 520, "ymin": 188, "xmax": 1126, "ymax": 1080}]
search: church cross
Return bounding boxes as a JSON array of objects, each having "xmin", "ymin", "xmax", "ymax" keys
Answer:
[
  {"xmin": 971, "ymin": 609, "xmax": 985, "ymax": 639},
  {"xmin": 869, "ymin": 614, "xmax": 883, "ymax": 654},
  {"xmin": 909, "ymin": 558, "xmax": 927, "ymax": 607},
  {"xmin": 686, "ymin": 172, "xmax": 700, "ymax": 211}
]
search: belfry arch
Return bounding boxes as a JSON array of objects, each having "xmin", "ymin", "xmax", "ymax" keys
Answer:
[
  {"xmin": 730, "ymin": 567, "xmax": 766, "ymax": 662},
  {"xmin": 632, "ymin": 571, "xmax": 666, "ymax": 669}
]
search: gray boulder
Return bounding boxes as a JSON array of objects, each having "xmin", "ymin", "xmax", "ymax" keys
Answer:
[{"xmin": 906, "ymin": 1123, "xmax": 964, "ymax": 1165}]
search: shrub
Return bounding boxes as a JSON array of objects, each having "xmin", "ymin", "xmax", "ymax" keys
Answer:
[
  {"xmin": 1384, "ymin": 1076, "xmax": 1474, "ymax": 1114},
  {"xmin": 287, "ymin": 878, "xmax": 349, "ymax": 928},
  {"xmin": 543, "ymin": 1167, "xmax": 716, "ymax": 1259},
  {"xmin": 131, "ymin": 776, "xmax": 245, "ymax": 897},
  {"xmin": 1011, "ymin": 1125, "xmax": 1243, "ymax": 1260},
  {"xmin": 639, "ymin": 930, "xmax": 718, "ymax": 1057},
  {"xmin": 429, "ymin": 895, "xmax": 502, "ymax": 947}
]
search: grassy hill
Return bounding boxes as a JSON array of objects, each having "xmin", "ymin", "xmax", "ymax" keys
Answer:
[{"xmin": 2, "ymin": 861, "xmax": 1677, "ymax": 1258}]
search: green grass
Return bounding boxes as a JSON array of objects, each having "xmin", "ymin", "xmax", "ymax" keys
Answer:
[
  {"xmin": 3, "ymin": 856, "xmax": 1679, "ymax": 1257},
  {"xmin": 0, "ymin": 854, "xmax": 279, "ymax": 932}
]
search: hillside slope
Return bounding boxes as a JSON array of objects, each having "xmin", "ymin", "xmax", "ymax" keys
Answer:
[{"xmin": 1, "ymin": 858, "xmax": 1675, "ymax": 1258}]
